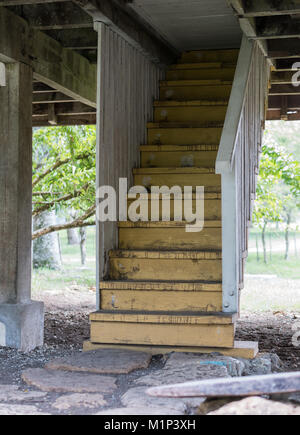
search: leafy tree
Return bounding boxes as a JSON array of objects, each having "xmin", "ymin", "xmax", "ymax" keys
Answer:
[
  {"xmin": 253, "ymin": 133, "xmax": 300, "ymax": 263},
  {"xmin": 32, "ymin": 126, "xmax": 96, "ymax": 240}
]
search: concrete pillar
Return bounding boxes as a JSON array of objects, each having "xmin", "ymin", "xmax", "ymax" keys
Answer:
[{"xmin": 0, "ymin": 62, "xmax": 44, "ymax": 352}]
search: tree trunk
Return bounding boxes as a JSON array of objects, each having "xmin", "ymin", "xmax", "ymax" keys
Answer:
[
  {"xmin": 79, "ymin": 227, "xmax": 87, "ymax": 266},
  {"xmin": 256, "ymin": 233, "xmax": 260, "ymax": 262},
  {"xmin": 33, "ymin": 211, "xmax": 62, "ymax": 270},
  {"xmin": 285, "ymin": 213, "xmax": 291, "ymax": 261},
  {"xmin": 294, "ymin": 232, "xmax": 298, "ymax": 258},
  {"xmin": 67, "ymin": 228, "xmax": 79, "ymax": 245},
  {"xmin": 262, "ymin": 222, "xmax": 267, "ymax": 264}
]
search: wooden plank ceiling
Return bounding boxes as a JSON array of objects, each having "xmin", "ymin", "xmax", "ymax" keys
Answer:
[{"xmin": 229, "ymin": 0, "xmax": 300, "ymax": 121}]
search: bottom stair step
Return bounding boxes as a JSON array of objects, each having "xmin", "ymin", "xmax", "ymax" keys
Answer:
[
  {"xmin": 90, "ymin": 311, "xmax": 236, "ymax": 349},
  {"xmin": 83, "ymin": 341, "xmax": 259, "ymax": 360}
]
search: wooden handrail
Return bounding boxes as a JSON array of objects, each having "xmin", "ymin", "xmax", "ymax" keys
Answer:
[{"xmin": 216, "ymin": 35, "xmax": 253, "ymax": 174}]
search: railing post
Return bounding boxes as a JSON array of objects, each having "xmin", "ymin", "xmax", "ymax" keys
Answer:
[{"xmin": 221, "ymin": 163, "xmax": 239, "ymax": 313}]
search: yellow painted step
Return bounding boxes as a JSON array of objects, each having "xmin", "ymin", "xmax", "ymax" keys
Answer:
[
  {"xmin": 118, "ymin": 221, "xmax": 222, "ymax": 251},
  {"xmin": 90, "ymin": 311, "xmax": 236, "ymax": 348},
  {"xmin": 100, "ymin": 281, "xmax": 222, "ymax": 312},
  {"xmin": 154, "ymin": 103, "xmax": 227, "ymax": 123},
  {"xmin": 141, "ymin": 144, "xmax": 219, "ymax": 168},
  {"xmin": 133, "ymin": 167, "xmax": 221, "ymax": 190},
  {"xmin": 160, "ymin": 82, "xmax": 232, "ymax": 101},
  {"xmin": 147, "ymin": 125, "xmax": 222, "ymax": 145},
  {"xmin": 83, "ymin": 340, "xmax": 259, "ymax": 360},
  {"xmin": 109, "ymin": 250, "xmax": 222, "ymax": 281},
  {"xmin": 127, "ymin": 192, "xmax": 222, "ymax": 221},
  {"xmin": 167, "ymin": 66, "xmax": 236, "ymax": 81},
  {"xmin": 180, "ymin": 49, "xmax": 239, "ymax": 64}
]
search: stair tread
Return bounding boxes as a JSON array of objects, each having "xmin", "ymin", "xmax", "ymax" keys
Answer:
[
  {"xmin": 141, "ymin": 144, "xmax": 219, "ymax": 150},
  {"xmin": 160, "ymin": 80, "xmax": 233, "ymax": 86},
  {"xmin": 109, "ymin": 250, "xmax": 222, "ymax": 259},
  {"xmin": 169, "ymin": 63, "xmax": 235, "ymax": 70},
  {"xmin": 154, "ymin": 99, "xmax": 228, "ymax": 107},
  {"xmin": 133, "ymin": 167, "xmax": 216, "ymax": 174},
  {"xmin": 100, "ymin": 281, "xmax": 222, "ymax": 291},
  {"xmin": 118, "ymin": 221, "xmax": 221, "ymax": 228},
  {"xmin": 91, "ymin": 310, "xmax": 237, "ymax": 325},
  {"xmin": 147, "ymin": 121, "xmax": 224, "ymax": 128}
]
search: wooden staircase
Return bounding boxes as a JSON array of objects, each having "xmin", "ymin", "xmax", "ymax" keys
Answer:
[{"xmin": 85, "ymin": 49, "xmax": 258, "ymax": 359}]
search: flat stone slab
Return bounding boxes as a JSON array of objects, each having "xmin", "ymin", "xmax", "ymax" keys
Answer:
[
  {"xmin": 0, "ymin": 404, "xmax": 49, "ymax": 415},
  {"xmin": 96, "ymin": 407, "xmax": 183, "ymax": 415},
  {"xmin": 209, "ymin": 397, "xmax": 300, "ymax": 415},
  {"xmin": 135, "ymin": 353, "xmax": 235, "ymax": 388},
  {"xmin": 22, "ymin": 368, "xmax": 117, "ymax": 393},
  {"xmin": 122, "ymin": 386, "xmax": 205, "ymax": 414},
  {"xmin": 46, "ymin": 349, "xmax": 152, "ymax": 374},
  {"xmin": 52, "ymin": 393, "xmax": 107, "ymax": 411},
  {"xmin": 0, "ymin": 385, "xmax": 47, "ymax": 402}
]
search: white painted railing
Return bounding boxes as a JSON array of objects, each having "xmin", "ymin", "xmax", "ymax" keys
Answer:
[{"xmin": 216, "ymin": 35, "xmax": 270, "ymax": 313}]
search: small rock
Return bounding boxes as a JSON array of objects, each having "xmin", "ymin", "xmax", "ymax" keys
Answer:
[
  {"xmin": 209, "ymin": 397, "xmax": 300, "ymax": 415},
  {"xmin": 96, "ymin": 407, "xmax": 182, "ymax": 415},
  {"xmin": 0, "ymin": 404, "xmax": 50, "ymax": 415},
  {"xmin": 52, "ymin": 393, "xmax": 107, "ymax": 411},
  {"xmin": 46, "ymin": 349, "xmax": 152, "ymax": 374},
  {"xmin": 197, "ymin": 398, "xmax": 240, "ymax": 415},
  {"xmin": 22, "ymin": 368, "xmax": 117, "ymax": 393},
  {"xmin": 0, "ymin": 385, "xmax": 47, "ymax": 403},
  {"xmin": 289, "ymin": 393, "xmax": 300, "ymax": 404},
  {"xmin": 239, "ymin": 353, "xmax": 283, "ymax": 376}
]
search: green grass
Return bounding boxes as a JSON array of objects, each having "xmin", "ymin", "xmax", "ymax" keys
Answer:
[{"xmin": 246, "ymin": 253, "xmax": 300, "ymax": 279}]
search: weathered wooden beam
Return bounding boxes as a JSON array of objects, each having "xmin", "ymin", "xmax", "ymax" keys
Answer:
[
  {"xmin": 147, "ymin": 372, "xmax": 300, "ymax": 399},
  {"xmin": 31, "ymin": 28, "xmax": 96, "ymax": 107},
  {"xmin": 0, "ymin": 0, "xmax": 68, "ymax": 5},
  {"xmin": 72, "ymin": 0, "xmax": 177, "ymax": 64},
  {"xmin": 269, "ymin": 95, "xmax": 300, "ymax": 109},
  {"xmin": 255, "ymin": 16, "xmax": 300, "ymax": 40},
  {"xmin": 32, "ymin": 113, "xmax": 96, "ymax": 126},
  {"xmin": 32, "ymin": 101, "xmax": 96, "ymax": 116},
  {"xmin": 242, "ymin": 0, "xmax": 300, "ymax": 17},
  {"xmin": 0, "ymin": 7, "xmax": 96, "ymax": 106},
  {"xmin": 0, "ymin": 62, "xmax": 5, "ymax": 85},
  {"xmin": 268, "ymin": 38, "xmax": 300, "ymax": 58},
  {"xmin": 7, "ymin": 3, "xmax": 93, "ymax": 30},
  {"xmin": 269, "ymin": 83, "xmax": 300, "ymax": 95},
  {"xmin": 43, "ymin": 27, "xmax": 97, "ymax": 49},
  {"xmin": 33, "ymin": 91, "xmax": 77, "ymax": 103}
]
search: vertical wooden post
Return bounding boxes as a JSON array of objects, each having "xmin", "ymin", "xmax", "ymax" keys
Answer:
[{"xmin": 0, "ymin": 62, "xmax": 44, "ymax": 351}]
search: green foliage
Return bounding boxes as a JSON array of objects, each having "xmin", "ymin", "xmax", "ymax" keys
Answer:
[
  {"xmin": 253, "ymin": 131, "xmax": 300, "ymax": 228},
  {"xmin": 32, "ymin": 126, "xmax": 96, "ymax": 218}
]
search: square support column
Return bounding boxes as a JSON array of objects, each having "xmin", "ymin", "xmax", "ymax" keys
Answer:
[{"xmin": 0, "ymin": 62, "xmax": 44, "ymax": 352}]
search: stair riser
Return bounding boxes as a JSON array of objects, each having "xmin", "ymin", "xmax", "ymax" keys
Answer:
[
  {"xmin": 127, "ymin": 198, "xmax": 221, "ymax": 220},
  {"xmin": 101, "ymin": 290, "xmax": 222, "ymax": 312},
  {"xmin": 134, "ymin": 173, "xmax": 221, "ymax": 189},
  {"xmin": 141, "ymin": 149, "xmax": 218, "ymax": 168},
  {"xmin": 118, "ymin": 227, "xmax": 221, "ymax": 250},
  {"xmin": 109, "ymin": 257, "xmax": 222, "ymax": 281},
  {"xmin": 90, "ymin": 321, "xmax": 235, "ymax": 348},
  {"xmin": 154, "ymin": 106, "xmax": 227, "ymax": 123},
  {"xmin": 160, "ymin": 85, "xmax": 232, "ymax": 101},
  {"xmin": 167, "ymin": 68, "xmax": 235, "ymax": 81},
  {"xmin": 148, "ymin": 127, "xmax": 222, "ymax": 145},
  {"xmin": 180, "ymin": 50, "xmax": 239, "ymax": 63}
]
